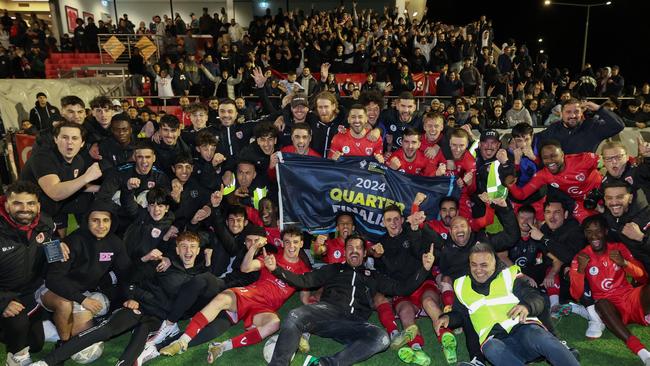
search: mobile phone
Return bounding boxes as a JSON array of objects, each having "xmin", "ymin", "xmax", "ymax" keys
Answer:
[{"xmin": 43, "ymin": 240, "xmax": 64, "ymax": 263}]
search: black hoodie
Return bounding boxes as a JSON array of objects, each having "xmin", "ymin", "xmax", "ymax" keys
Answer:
[
  {"xmin": 123, "ymin": 209, "xmax": 175, "ymax": 261},
  {"xmin": 44, "ymin": 201, "xmax": 131, "ymax": 304}
]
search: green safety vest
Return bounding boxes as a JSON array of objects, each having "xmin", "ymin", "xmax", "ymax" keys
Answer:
[{"xmin": 454, "ymin": 265, "xmax": 539, "ymax": 344}]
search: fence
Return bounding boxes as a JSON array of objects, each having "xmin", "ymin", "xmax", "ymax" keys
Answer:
[{"xmin": 97, "ymin": 33, "xmax": 162, "ymax": 65}]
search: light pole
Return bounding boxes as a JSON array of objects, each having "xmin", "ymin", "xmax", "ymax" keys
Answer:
[{"xmin": 543, "ymin": 1, "xmax": 612, "ymax": 69}]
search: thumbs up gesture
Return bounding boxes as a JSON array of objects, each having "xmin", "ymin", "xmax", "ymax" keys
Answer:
[{"xmin": 422, "ymin": 243, "xmax": 435, "ymax": 271}]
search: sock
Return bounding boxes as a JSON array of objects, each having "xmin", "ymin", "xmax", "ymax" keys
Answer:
[
  {"xmin": 436, "ymin": 327, "xmax": 451, "ymax": 342},
  {"xmin": 376, "ymin": 302, "xmax": 398, "ymax": 335},
  {"xmin": 301, "ymin": 333, "xmax": 311, "ymax": 341},
  {"xmin": 626, "ymin": 335, "xmax": 645, "ymax": 354},
  {"xmin": 231, "ymin": 328, "xmax": 263, "ymax": 349},
  {"xmin": 184, "ymin": 312, "xmax": 209, "ymax": 339},
  {"xmin": 587, "ymin": 305, "xmax": 603, "ymax": 322},
  {"xmin": 442, "ymin": 290, "xmax": 455, "ymax": 307},
  {"xmin": 638, "ymin": 348, "xmax": 650, "ymax": 361},
  {"xmin": 408, "ymin": 334, "xmax": 425, "ymax": 349},
  {"xmin": 549, "ymin": 295, "xmax": 559, "ymax": 308}
]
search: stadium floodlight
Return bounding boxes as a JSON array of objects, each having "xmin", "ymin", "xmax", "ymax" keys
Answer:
[{"xmin": 543, "ymin": 1, "xmax": 613, "ymax": 68}]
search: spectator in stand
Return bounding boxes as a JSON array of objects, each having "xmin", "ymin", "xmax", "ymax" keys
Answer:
[
  {"xmin": 505, "ymin": 98, "xmax": 532, "ymax": 127},
  {"xmin": 437, "ymin": 65, "xmax": 463, "ymax": 97},
  {"xmin": 29, "ymin": 92, "xmax": 59, "ymax": 131},
  {"xmin": 459, "ymin": 57, "xmax": 482, "ymax": 96}
]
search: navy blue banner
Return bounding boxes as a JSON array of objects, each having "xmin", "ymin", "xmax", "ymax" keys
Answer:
[{"xmin": 277, "ymin": 153, "xmax": 460, "ymax": 241}]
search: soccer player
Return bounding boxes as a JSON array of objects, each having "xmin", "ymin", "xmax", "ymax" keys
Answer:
[
  {"xmin": 385, "ymin": 128, "xmax": 433, "ymax": 175},
  {"xmin": 506, "ymin": 139, "xmax": 602, "ymax": 223},
  {"xmin": 570, "ymin": 215, "xmax": 650, "ymax": 365},
  {"xmin": 159, "ymin": 226, "xmax": 311, "ymax": 363},
  {"xmin": 329, "ymin": 104, "xmax": 383, "ymax": 161}
]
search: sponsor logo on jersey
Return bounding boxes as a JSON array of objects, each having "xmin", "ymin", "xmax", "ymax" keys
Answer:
[
  {"xmin": 99, "ymin": 252, "xmax": 114, "ymax": 262},
  {"xmin": 567, "ymin": 186, "xmax": 582, "ymax": 195},
  {"xmin": 601, "ymin": 278, "xmax": 614, "ymax": 290}
]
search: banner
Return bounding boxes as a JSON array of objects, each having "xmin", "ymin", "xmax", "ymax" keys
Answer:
[
  {"xmin": 15, "ymin": 134, "xmax": 36, "ymax": 169},
  {"xmin": 270, "ymin": 70, "xmax": 439, "ymax": 97},
  {"xmin": 277, "ymin": 154, "xmax": 460, "ymax": 241}
]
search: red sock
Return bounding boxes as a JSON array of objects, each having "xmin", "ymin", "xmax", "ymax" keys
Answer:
[
  {"xmin": 442, "ymin": 290, "xmax": 455, "ymax": 307},
  {"xmin": 376, "ymin": 302, "xmax": 398, "ymax": 334},
  {"xmin": 627, "ymin": 335, "xmax": 645, "ymax": 354},
  {"xmin": 184, "ymin": 312, "xmax": 209, "ymax": 339},
  {"xmin": 231, "ymin": 328, "xmax": 263, "ymax": 349},
  {"xmin": 409, "ymin": 334, "xmax": 425, "ymax": 348},
  {"xmin": 436, "ymin": 327, "xmax": 451, "ymax": 342}
]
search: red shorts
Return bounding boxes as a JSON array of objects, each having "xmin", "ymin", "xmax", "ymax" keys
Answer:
[
  {"xmin": 393, "ymin": 280, "xmax": 440, "ymax": 310},
  {"xmin": 229, "ymin": 287, "xmax": 278, "ymax": 328},
  {"xmin": 607, "ymin": 287, "xmax": 648, "ymax": 326}
]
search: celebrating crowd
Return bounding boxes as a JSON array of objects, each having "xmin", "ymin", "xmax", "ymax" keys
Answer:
[{"xmin": 3, "ymin": 3, "xmax": 650, "ymax": 366}]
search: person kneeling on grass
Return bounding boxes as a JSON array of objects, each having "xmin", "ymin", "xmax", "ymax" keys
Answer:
[
  {"xmin": 159, "ymin": 226, "xmax": 311, "ymax": 363},
  {"xmin": 569, "ymin": 214, "xmax": 650, "ymax": 365},
  {"xmin": 267, "ymin": 234, "xmax": 436, "ymax": 366},
  {"xmin": 436, "ymin": 242, "xmax": 579, "ymax": 366}
]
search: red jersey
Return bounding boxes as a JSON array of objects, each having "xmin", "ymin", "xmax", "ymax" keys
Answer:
[
  {"xmin": 265, "ymin": 227, "xmax": 282, "ymax": 248},
  {"xmin": 248, "ymin": 250, "xmax": 311, "ymax": 310},
  {"xmin": 419, "ymin": 133, "xmax": 443, "ymax": 154},
  {"xmin": 322, "ymin": 237, "xmax": 346, "ymax": 264},
  {"xmin": 329, "ymin": 130, "xmax": 383, "ymax": 158},
  {"xmin": 569, "ymin": 242, "xmax": 647, "ymax": 301},
  {"xmin": 175, "ymin": 110, "xmax": 192, "ymax": 128},
  {"xmin": 508, "ymin": 153, "xmax": 602, "ymax": 202},
  {"xmin": 385, "ymin": 149, "xmax": 433, "ymax": 176}
]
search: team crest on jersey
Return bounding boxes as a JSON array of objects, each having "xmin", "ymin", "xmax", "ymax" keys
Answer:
[
  {"xmin": 626, "ymin": 176, "xmax": 634, "ymax": 185},
  {"xmin": 35, "ymin": 232, "xmax": 45, "ymax": 243},
  {"xmin": 236, "ymin": 131, "xmax": 244, "ymax": 139},
  {"xmin": 151, "ymin": 228, "xmax": 161, "ymax": 238},
  {"xmin": 550, "ymin": 182, "xmax": 559, "ymax": 188},
  {"xmin": 441, "ymin": 233, "xmax": 448, "ymax": 240},
  {"xmin": 402, "ymin": 240, "xmax": 410, "ymax": 248},
  {"xmin": 575, "ymin": 173, "xmax": 586, "ymax": 182},
  {"xmin": 73, "ymin": 169, "xmax": 79, "ymax": 178},
  {"xmin": 342, "ymin": 146, "xmax": 350, "ymax": 154},
  {"xmin": 589, "ymin": 266, "xmax": 599, "ymax": 275},
  {"xmin": 190, "ymin": 190, "xmax": 198, "ymax": 198},
  {"xmin": 365, "ymin": 147, "xmax": 373, "ymax": 155},
  {"xmin": 333, "ymin": 250, "xmax": 342, "ymax": 259},
  {"xmin": 147, "ymin": 181, "xmax": 155, "ymax": 188},
  {"xmin": 390, "ymin": 125, "xmax": 397, "ymax": 132},
  {"xmin": 364, "ymin": 270, "xmax": 371, "ymax": 276}
]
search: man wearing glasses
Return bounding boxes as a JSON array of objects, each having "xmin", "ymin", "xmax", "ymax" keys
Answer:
[{"xmin": 601, "ymin": 140, "xmax": 650, "ymax": 199}]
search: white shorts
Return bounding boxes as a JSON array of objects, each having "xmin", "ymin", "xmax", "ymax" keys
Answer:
[{"xmin": 35, "ymin": 284, "xmax": 110, "ymax": 316}]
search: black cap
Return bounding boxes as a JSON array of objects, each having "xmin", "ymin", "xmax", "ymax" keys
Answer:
[
  {"xmin": 480, "ymin": 129, "xmax": 500, "ymax": 142},
  {"xmin": 36, "ymin": 92, "xmax": 47, "ymax": 98},
  {"xmin": 291, "ymin": 93, "xmax": 309, "ymax": 108},
  {"xmin": 242, "ymin": 225, "xmax": 267, "ymax": 238}
]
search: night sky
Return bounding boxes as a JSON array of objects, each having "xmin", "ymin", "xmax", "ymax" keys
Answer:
[{"xmin": 426, "ymin": 0, "xmax": 649, "ymax": 88}]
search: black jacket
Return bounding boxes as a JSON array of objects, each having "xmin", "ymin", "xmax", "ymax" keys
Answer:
[
  {"xmin": 272, "ymin": 262, "xmax": 430, "ymax": 321},
  {"xmin": 534, "ymin": 107, "xmax": 624, "ymax": 154},
  {"xmin": 123, "ymin": 210, "xmax": 175, "ymax": 261},
  {"xmin": 29, "ymin": 102, "xmax": 59, "ymax": 131},
  {"xmin": 603, "ymin": 190, "xmax": 650, "ymax": 271},
  {"xmin": 0, "ymin": 201, "xmax": 55, "ymax": 310},
  {"xmin": 151, "ymin": 138, "xmax": 192, "ymax": 177},
  {"xmin": 602, "ymin": 160, "xmax": 650, "ymax": 202},
  {"xmin": 435, "ymin": 204, "xmax": 519, "ymax": 280},
  {"xmin": 539, "ymin": 218, "xmax": 586, "ymax": 265},
  {"xmin": 308, "ymin": 110, "xmax": 348, "ymax": 158},
  {"xmin": 375, "ymin": 225, "xmax": 430, "ymax": 281}
]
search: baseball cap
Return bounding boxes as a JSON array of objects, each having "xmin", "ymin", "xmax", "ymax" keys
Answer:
[
  {"xmin": 480, "ymin": 129, "xmax": 500, "ymax": 142},
  {"xmin": 36, "ymin": 92, "xmax": 47, "ymax": 98},
  {"xmin": 112, "ymin": 99, "xmax": 121, "ymax": 107},
  {"xmin": 136, "ymin": 97, "xmax": 145, "ymax": 103},
  {"xmin": 291, "ymin": 93, "xmax": 309, "ymax": 108}
]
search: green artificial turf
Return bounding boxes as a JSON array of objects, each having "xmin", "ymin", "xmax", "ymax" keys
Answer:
[{"xmin": 4, "ymin": 294, "xmax": 650, "ymax": 365}]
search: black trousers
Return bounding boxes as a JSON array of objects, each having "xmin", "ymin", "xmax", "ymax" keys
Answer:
[
  {"xmin": 0, "ymin": 293, "xmax": 44, "ymax": 353},
  {"xmin": 42, "ymin": 308, "xmax": 161, "ymax": 365}
]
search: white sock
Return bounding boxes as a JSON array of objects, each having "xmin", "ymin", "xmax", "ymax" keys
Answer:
[
  {"xmin": 222, "ymin": 339, "xmax": 233, "ymax": 351},
  {"xmin": 570, "ymin": 302, "xmax": 590, "ymax": 319},
  {"xmin": 549, "ymin": 295, "xmax": 559, "ymax": 308},
  {"xmin": 638, "ymin": 348, "xmax": 650, "ymax": 361},
  {"xmin": 390, "ymin": 330, "xmax": 400, "ymax": 338},
  {"xmin": 411, "ymin": 343, "xmax": 422, "ymax": 350},
  {"xmin": 587, "ymin": 305, "xmax": 603, "ymax": 323},
  {"xmin": 42, "ymin": 320, "xmax": 60, "ymax": 342}
]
